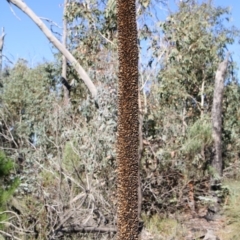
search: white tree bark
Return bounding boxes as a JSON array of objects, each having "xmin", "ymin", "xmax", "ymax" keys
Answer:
[
  {"xmin": 211, "ymin": 53, "xmax": 230, "ymax": 177},
  {"xmin": 62, "ymin": 0, "xmax": 70, "ymax": 105},
  {"xmin": 6, "ymin": 0, "xmax": 97, "ymax": 99},
  {"xmin": 0, "ymin": 27, "xmax": 6, "ymax": 75}
]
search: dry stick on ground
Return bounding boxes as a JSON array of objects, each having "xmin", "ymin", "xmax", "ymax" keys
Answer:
[
  {"xmin": 117, "ymin": 0, "xmax": 139, "ymax": 239},
  {"xmin": 6, "ymin": 0, "xmax": 97, "ymax": 99},
  {"xmin": 57, "ymin": 226, "xmax": 117, "ymax": 235},
  {"xmin": 211, "ymin": 53, "xmax": 230, "ymax": 177}
]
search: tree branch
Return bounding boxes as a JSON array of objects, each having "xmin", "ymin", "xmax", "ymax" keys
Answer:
[{"xmin": 6, "ymin": 0, "xmax": 97, "ymax": 99}]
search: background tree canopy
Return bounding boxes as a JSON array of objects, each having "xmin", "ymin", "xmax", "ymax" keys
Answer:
[{"xmin": 0, "ymin": 0, "xmax": 239, "ymax": 239}]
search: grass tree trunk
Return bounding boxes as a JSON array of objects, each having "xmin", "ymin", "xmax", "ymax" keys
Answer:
[
  {"xmin": 117, "ymin": 0, "xmax": 139, "ymax": 239},
  {"xmin": 211, "ymin": 53, "xmax": 229, "ymax": 177}
]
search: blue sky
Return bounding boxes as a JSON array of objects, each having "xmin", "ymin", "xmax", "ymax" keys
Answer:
[
  {"xmin": 0, "ymin": 0, "xmax": 63, "ymax": 66},
  {"xmin": 0, "ymin": 0, "xmax": 240, "ymax": 69}
]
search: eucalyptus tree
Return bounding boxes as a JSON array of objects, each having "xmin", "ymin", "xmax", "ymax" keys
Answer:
[
  {"xmin": 158, "ymin": 1, "xmax": 236, "ymax": 119},
  {"xmin": 212, "ymin": 54, "xmax": 230, "ymax": 177},
  {"xmin": 0, "ymin": 60, "xmax": 55, "ymax": 151},
  {"xmin": 0, "ymin": 60, "xmax": 58, "ymax": 237},
  {"xmin": 62, "ymin": 0, "xmax": 70, "ymax": 106},
  {"xmin": 0, "ymin": 28, "xmax": 5, "ymax": 76},
  {"xmin": 153, "ymin": 0, "xmax": 238, "ymax": 172},
  {"xmin": 222, "ymin": 82, "xmax": 240, "ymax": 177},
  {"xmin": 139, "ymin": 0, "xmax": 239, "ymax": 214}
]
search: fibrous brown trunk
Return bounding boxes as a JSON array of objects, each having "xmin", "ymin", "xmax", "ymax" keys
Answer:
[
  {"xmin": 211, "ymin": 53, "xmax": 229, "ymax": 177},
  {"xmin": 117, "ymin": 0, "xmax": 139, "ymax": 239}
]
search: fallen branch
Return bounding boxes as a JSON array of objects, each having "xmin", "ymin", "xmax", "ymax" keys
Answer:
[
  {"xmin": 60, "ymin": 225, "xmax": 117, "ymax": 233},
  {"xmin": 52, "ymin": 225, "xmax": 117, "ymax": 238}
]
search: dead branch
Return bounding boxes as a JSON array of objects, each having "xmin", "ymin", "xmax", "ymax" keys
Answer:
[
  {"xmin": 0, "ymin": 27, "xmax": 6, "ymax": 51},
  {"xmin": 0, "ymin": 27, "xmax": 6, "ymax": 75},
  {"xmin": 2, "ymin": 54, "xmax": 13, "ymax": 64},
  {"xmin": 6, "ymin": 0, "xmax": 97, "ymax": 99},
  {"xmin": 63, "ymin": 225, "xmax": 116, "ymax": 233},
  {"xmin": 40, "ymin": 17, "xmax": 62, "ymax": 29},
  {"xmin": 55, "ymin": 225, "xmax": 117, "ymax": 235},
  {"xmin": 0, "ymin": 230, "xmax": 22, "ymax": 240}
]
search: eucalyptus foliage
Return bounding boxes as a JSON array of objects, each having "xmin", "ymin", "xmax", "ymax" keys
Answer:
[
  {"xmin": 158, "ymin": 0, "xmax": 238, "ymax": 117},
  {"xmin": 140, "ymin": 0, "xmax": 240, "ymax": 213}
]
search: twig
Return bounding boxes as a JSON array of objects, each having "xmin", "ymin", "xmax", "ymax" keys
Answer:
[
  {"xmin": 39, "ymin": 17, "xmax": 62, "ymax": 29},
  {"xmin": 98, "ymin": 31, "xmax": 115, "ymax": 45},
  {"xmin": 3, "ymin": 54, "xmax": 14, "ymax": 64},
  {"xmin": 0, "ymin": 230, "xmax": 22, "ymax": 240},
  {"xmin": 7, "ymin": 2, "xmax": 21, "ymax": 20}
]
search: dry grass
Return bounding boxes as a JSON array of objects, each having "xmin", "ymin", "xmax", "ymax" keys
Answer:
[
  {"xmin": 217, "ymin": 180, "xmax": 240, "ymax": 240},
  {"xmin": 142, "ymin": 214, "xmax": 188, "ymax": 240}
]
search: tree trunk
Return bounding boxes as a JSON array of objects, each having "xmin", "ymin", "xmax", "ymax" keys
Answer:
[
  {"xmin": 200, "ymin": 80, "xmax": 205, "ymax": 118},
  {"xmin": 7, "ymin": 0, "xmax": 97, "ymax": 99},
  {"xmin": 211, "ymin": 53, "xmax": 230, "ymax": 177},
  {"xmin": 0, "ymin": 27, "xmax": 5, "ymax": 77},
  {"xmin": 117, "ymin": 0, "xmax": 139, "ymax": 239},
  {"xmin": 200, "ymin": 80, "xmax": 205, "ymax": 161},
  {"xmin": 62, "ymin": 0, "xmax": 70, "ymax": 106},
  {"xmin": 138, "ymin": 91, "xmax": 143, "ymax": 222}
]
